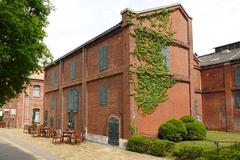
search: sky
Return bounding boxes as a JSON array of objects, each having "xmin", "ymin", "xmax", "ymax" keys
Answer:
[{"xmin": 44, "ymin": 0, "xmax": 240, "ymax": 59}]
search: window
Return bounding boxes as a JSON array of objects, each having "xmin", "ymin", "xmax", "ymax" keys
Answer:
[
  {"xmin": 70, "ymin": 62, "xmax": 76, "ymax": 80},
  {"xmin": 235, "ymin": 66, "xmax": 240, "ymax": 86},
  {"xmin": 50, "ymin": 96, "xmax": 55, "ymax": 110},
  {"xmin": 99, "ymin": 46, "xmax": 108, "ymax": 71},
  {"xmin": 44, "ymin": 110, "xmax": 48, "ymax": 126},
  {"xmin": 33, "ymin": 85, "xmax": 40, "ymax": 97},
  {"xmin": 67, "ymin": 89, "xmax": 78, "ymax": 112},
  {"xmin": 162, "ymin": 47, "xmax": 170, "ymax": 68},
  {"xmin": 68, "ymin": 111, "xmax": 75, "ymax": 129},
  {"xmin": 32, "ymin": 108, "xmax": 40, "ymax": 123},
  {"xmin": 50, "ymin": 70, "xmax": 56, "ymax": 86},
  {"xmin": 50, "ymin": 116, "xmax": 54, "ymax": 127},
  {"xmin": 235, "ymin": 91, "xmax": 240, "ymax": 108},
  {"xmin": 99, "ymin": 87, "xmax": 108, "ymax": 105}
]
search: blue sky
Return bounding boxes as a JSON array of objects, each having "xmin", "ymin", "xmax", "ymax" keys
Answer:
[{"xmin": 44, "ymin": 0, "xmax": 240, "ymax": 59}]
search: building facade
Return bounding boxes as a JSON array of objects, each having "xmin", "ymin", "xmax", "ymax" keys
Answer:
[
  {"xmin": 1, "ymin": 74, "xmax": 44, "ymax": 128},
  {"xmin": 199, "ymin": 41, "xmax": 240, "ymax": 131},
  {"xmin": 44, "ymin": 3, "xmax": 198, "ymax": 146}
]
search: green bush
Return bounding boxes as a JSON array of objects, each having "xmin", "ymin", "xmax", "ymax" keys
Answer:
[
  {"xmin": 180, "ymin": 115, "xmax": 196, "ymax": 123},
  {"xmin": 180, "ymin": 116, "xmax": 206, "ymax": 140},
  {"xmin": 148, "ymin": 138, "xmax": 175, "ymax": 157},
  {"xmin": 213, "ymin": 148, "xmax": 240, "ymax": 160},
  {"xmin": 158, "ymin": 119, "xmax": 187, "ymax": 142},
  {"xmin": 184, "ymin": 121, "xmax": 206, "ymax": 140},
  {"xmin": 174, "ymin": 146, "xmax": 203, "ymax": 160},
  {"xmin": 126, "ymin": 135, "xmax": 151, "ymax": 153}
]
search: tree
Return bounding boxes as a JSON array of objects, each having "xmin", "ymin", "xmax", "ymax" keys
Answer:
[{"xmin": 0, "ymin": 0, "xmax": 53, "ymax": 106}]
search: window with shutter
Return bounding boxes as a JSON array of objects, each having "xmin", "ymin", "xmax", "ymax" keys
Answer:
[
  {"xmin": 50, "ymin": 116, "xmax": 54, "ymax": 127},
  {"xmin": 50, "ymin": 70, "xmax": 56, "ymax": 86},
  {"xmin": 50, "ymin": 96, "xmax": 55, "ymax": 110},
  {"xmin": 70, "ymin": 62, "xmax": 76, "ymax": 80},
  {"xmin": 99, "ymin": 87, "xmax": 108, "ymax": 105},
  {"xmin": 44, "ymin": 110, "xmax": 48, "ymax": 126},
  {"xmin": 67, "ymin": 89, "xmax": 78, "ymax": 112},
  {"xmin": 235, "ymin": 91, "xmax": 240, "ymax": 108},
  {"xmin": 235, "ymin": 66, "xmax": 240, "ymax": 86},
  {"xmin": 99, "ymin": 46, "xmax": 108, "ymax": 71},
  {"xmin": 162, "ymin": 47, "xmax": 170, "ymax": 68}
]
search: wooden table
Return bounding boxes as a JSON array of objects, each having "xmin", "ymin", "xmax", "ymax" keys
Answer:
[{"xmin": 62, "ymin": 130, "xmax": 75, "ymax": 143}]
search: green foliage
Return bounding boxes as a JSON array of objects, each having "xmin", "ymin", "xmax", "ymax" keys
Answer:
[
  {"xmin": 180, "ymin": 115, "xmax": 206, "ymax": 140},
  {"xmin": 129, "ymin": 9, "xmax": 176, "ymax": 113},
  {"xmin": 158, "ymin": 119, "xmax": 187, "ymax": 142},
  {"xmin": 126, "ymin": 135, "xmax": 151, "ymax": 153},
  {"xmin": 174, "ymin": 146, "xmax": 203, "ymax": 160},
  {"xmin": 149, "ymin": 138, "xmax": 175, "ymax": 157},
  {"xmin": 180, "ymin": 115, "xmax": 196, "ymax": 123},
  {"xmin": 213, "ymin": 148, "xmax": 240, "ymax": 160},
  {"xmin": 184, "ymin": 121, "xmax": 206, "ymax": 140},
  {"xmin": 127, "ymin": 135, "xmax": 175, "ymax": 157},
  {"xmin": 0, "ymin": 0, "xmax": 53, "ymax": 106}
]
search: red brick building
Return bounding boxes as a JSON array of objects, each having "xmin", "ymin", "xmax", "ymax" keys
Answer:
[
  {"xmin": 44, "ymin": 3, "xmax": 198, "ymax": 146},
  {"xmin": 1, "ymin": 74, "xmax": 44, "ymax": 128},
  {"xmin": 199, "ymin": 41, "xmax": 240, "ymax": 131}
]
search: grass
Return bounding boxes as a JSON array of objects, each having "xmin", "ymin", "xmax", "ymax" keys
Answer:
[{"xmin": 173, "ymin": 130, "xmax": 240, "ymax": 159}]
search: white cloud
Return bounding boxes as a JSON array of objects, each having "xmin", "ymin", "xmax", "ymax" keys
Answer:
[{"xmin": 44, "ymin": 0, "xmax": 240, "ymax": 59}]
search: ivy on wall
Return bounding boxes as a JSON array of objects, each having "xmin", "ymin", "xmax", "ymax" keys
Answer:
[{"xmin": 128, "ymin": 9, "xmax": 176, "ymax": 114}]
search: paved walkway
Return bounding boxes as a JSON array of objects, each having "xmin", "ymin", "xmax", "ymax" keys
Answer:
[{"xmin": 0, "ymin": 131, "xmax": 61, "ymax": 160}]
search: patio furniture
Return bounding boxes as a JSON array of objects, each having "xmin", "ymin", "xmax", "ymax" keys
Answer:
[
  {"xmin": 62, "ymin": 129, "xmax": 75, "ymax": 144},
  {"xmin": 81, "ymin": 129, "xmax": 86, "ymax": 142},
  {"xmin": 52, "ymin": 129, "xmax": 63, "ymax": 144},
  {"xmin": 23, "ymin": 125, "xmax": 29, "ymax": 133},
  {"xmin": 69, "ymin": 131, "xmax": 81, "ymax": 145}
]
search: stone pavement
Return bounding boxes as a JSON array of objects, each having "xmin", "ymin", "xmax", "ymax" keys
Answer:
[
  {"xmin": 0, "ymin": 131, "xmax": 61, "ymax": 160},
  {"xmin": 0, "ymin": 129, "xmax": 171, "ymax": 160}
]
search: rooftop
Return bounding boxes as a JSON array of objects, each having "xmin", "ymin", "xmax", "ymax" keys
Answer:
[{"xmin": 199, "ymin": 41, "xmax": 240, "ymax": 67}]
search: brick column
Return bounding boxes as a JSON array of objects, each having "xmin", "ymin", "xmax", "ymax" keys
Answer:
[{"xmin": 224, "ymin": 62, "xmax": 234, "ymax": 131}]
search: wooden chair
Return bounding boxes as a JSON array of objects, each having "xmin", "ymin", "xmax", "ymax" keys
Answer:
[
  {"xmin": 69, "ymin": 131, "xmax": 81, "ymax": 145},
  {"xmin": 81, "ymin": 129, "xmax": 86, "ymax": 143},
  {"xmin": 23, "ymin": 125, "xmax": 29, "ymax": 133},
  {"xmin": 48, "ymin": 128, "xmax": 54, "ymax": 138},
  {"xmin": 52, "ymin": 129, "xmax": 63, "ymax": 145}
]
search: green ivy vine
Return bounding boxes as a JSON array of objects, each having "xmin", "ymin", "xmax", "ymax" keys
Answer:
[{"xmin": 128, "ymin": 9, "xmax": 176, "ymax": 114}]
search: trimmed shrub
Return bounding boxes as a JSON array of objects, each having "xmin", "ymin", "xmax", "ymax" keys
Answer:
[
  {"xmin": 158, "ymin": 119, "xmax": 187, "ymax": 142},
  {"xmin": 180, "ymin": 115, "xmax": 195, "ymax": 123},
  {"xmin": 126, "ymin": 135, "xmax": 151, "ymax": 153},
  {"xmin": 184, "ymin": 121, "xmax": 206, "ymax": 140},
  {"xmin": 213, "ymin": 148, "xmax": 240, "ymax": 160},
  {"xmin": 174, "ymin": 146, "xmax": 203, "ymax": 160},
  {"xmin": 149, "ymin": 138, "xmax": 175, "ymax": 157},
  {"xmin": 180, "ymin": 115, "xmax": 206, "ymax": 140}
]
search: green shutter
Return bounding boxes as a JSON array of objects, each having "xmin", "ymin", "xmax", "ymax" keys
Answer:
[
  {"xmin": 50, "ymin": 71, "xmax": 56, "ymax": 86},
  {"xmin": 99, "ymin": 87, "xmax": 108, "ymax": 105},
  {"xmin": 235, "ymin": 66, "xmax": 240, "ymax": 86},
  {"xmin": 70, "ymin": 62, "xmax": 76, "ymax": 80},
  {"xmin": 72, "ymin": 90, "xmax": 78, "ymax": 112},
  {"xmin": 44, "ymin": 110, "xmax": 48, "ymax": 126},
  {"xmin": 50, "ymin": 96, "xmax": 54, "ymax": 110},
  {"xmin": 68, "ymin": 111, "xmax": 75, "ymax": 129},
  {"xmin": 50, "ymin": 116, "xmax": 54, "ymax": 127},
  {"xmin": 99, "ymin": 46, "xmax": 108, "ymax": 71},
  {"xmin": 67, "ymin": 91, "xmax": 71, "ymax": 112},
  {"xmin": 162, "ymin": 47, "xmax": 170, "ymax": 68}
]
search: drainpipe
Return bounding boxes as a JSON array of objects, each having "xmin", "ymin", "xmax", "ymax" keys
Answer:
[{"xmin": 82, "ymin": 47, "xmax": 86, "ymax": 132}]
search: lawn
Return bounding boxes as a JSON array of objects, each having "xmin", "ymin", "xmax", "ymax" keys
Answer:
[{"xmin": 173, "ymin": 130, "xmax": 240, "ymax": 159}]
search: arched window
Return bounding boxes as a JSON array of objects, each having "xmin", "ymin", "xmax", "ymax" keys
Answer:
[{"xmin": 33, "ymin": 85, "xmax": 40, "ymax": 97}]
